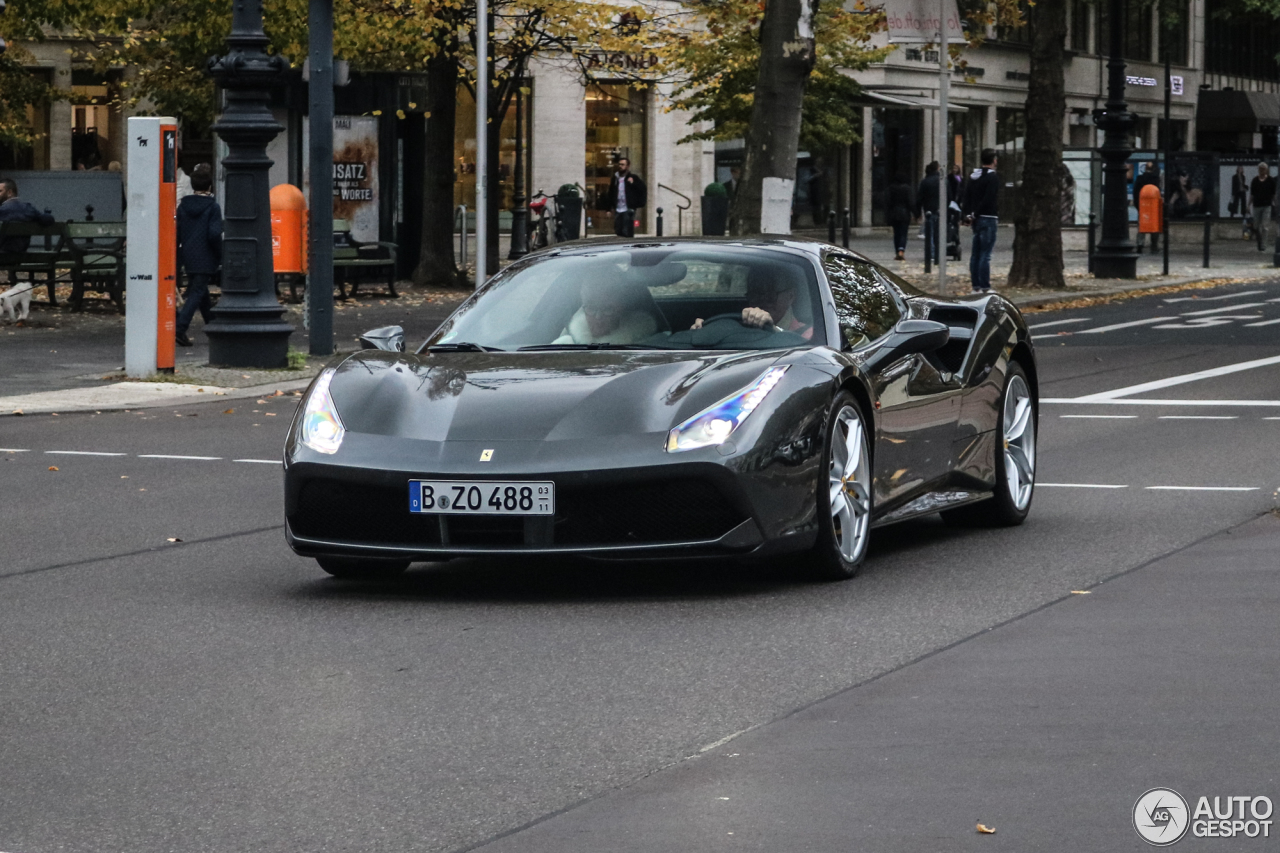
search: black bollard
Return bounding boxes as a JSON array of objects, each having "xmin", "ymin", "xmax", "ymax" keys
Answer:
[
  {"xmin": 656, "ymin": 207, "xmax": 663, "ymax": 238},
  {"xmin": 842, "ymin": 208, "xmax": 850, "ymax": 249},
  {"xmin": 1203, "ymin": 216, "xmax": 1211, "ymax": 268},
  {"xmin": 1087, "ymin": 213, "xmax": 1097, "ymax": 274},
  {"xmin": 923, "ymin": 212, "xmax": 932, "ymax": 275},
  {"xmin": 84, "ymin": 204, "xmax": 95, "ymax": 222},
  {"xmin": 827, "ymin": 208, "xmax": 836, "ymax": 244}
]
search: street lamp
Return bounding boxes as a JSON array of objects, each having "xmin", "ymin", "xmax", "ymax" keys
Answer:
[
  {"xmin": 508, "ymin": 77, "xmax": 529, "ymax": 259},
  {"xmin": 205, "ymin": 0, "xmax": 294, "ymax": 367},
  {"xmin": 1092, "ymin": 0, "xmax": 1138, "ymax": 279}
]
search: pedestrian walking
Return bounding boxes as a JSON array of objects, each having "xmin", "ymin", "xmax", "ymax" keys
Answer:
[
  {"xmin": 915, "ymin": 162, "xmax": 941, "ymax": 263},
  {"xmin": 1133, "ymin": 162, "xmax": 1161, "ymax": 253},
  {"xmin": 601, "ymin": 157, "xmax": 647, "ymax": 238},
  {"xmin": 961, "ymin": 148, "xmax": 1000, "ymax": 294},
  {"xmin": 1230, "ymin": 165, "xmax": 1251, "ymax": 238},
  {"xmin": 1249, "ymin": 163, "xmax": 1276, "ymax": 251},
  {"xmin": 174, "ymin": 164, "xmax": 221, "ymax": 347},
  {"xmin": 887, "ymin": 174, "xmax": 913, "ymax": 261}
]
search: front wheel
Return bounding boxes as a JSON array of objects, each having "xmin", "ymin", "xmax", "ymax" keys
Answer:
[
  {"xmin": 942, "ymin": 361, "xmax": 1036, "ymax": 527},
  {"xmin": 808, "ymin": 393, "xmax": 873, "ymax": 580},
  {"xmin": 317, "ymin": 557, "xmax": 411, "ymax": 580}
]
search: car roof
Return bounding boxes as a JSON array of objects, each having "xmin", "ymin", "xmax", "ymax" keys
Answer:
[{"xmin": 539, "ymin": 236, "xmax": 875, "ymax": 264}]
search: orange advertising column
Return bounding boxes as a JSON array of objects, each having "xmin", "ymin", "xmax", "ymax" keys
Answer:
[
  {"xmin": 156, "ymin": 124, "xmax": 178, "ymax": 372},
  {"xmin": 1139, "ymin": 184, "xmax": 1163, "ymax": 234},
  {"xmin": 269, "ymin": 184, "xmax": 308, "ymax": 274}
]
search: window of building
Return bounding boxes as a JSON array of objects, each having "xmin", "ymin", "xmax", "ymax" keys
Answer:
[
  {"xmin": 0, "ymin": 69, "xmax": 52, "ymax": 170},
  {"xmin": 1161, "ymin": 0, "xmax": 1189, "ymax": 65},
  {"xmin": 585, "ymin": 83, "xmax": 647, "ymax": 235},
  {"xmin": 1097, "ymin": 0, "xmax": 1154, "ymax": 62},
  {"xmin": 1205, "ymin": 5, "xmax": 1280, "ymax": 81},
  {"xmin": 1070, "ymin": 0, "xmax": 1090, "ymax": 52},
  {"xmin": 997, "ymin": 0, "xmax": 1030, "ymax": 44},
  {"xmin": 1158, "ymin": 118, "xmax": 1189, "ymax": 152},
  {"xmin": 69, "ymin": 71, "xmax": 123, "ymax": 170},
  {"xmin": 453, "ymin": 82, "xmax": 530, "ymax": 214}
]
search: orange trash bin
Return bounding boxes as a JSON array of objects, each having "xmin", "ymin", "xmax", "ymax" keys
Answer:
[
  {"xmin": 1139, "ymin": 183, "xmax": 1163, "ymax": 234},
  {"xmin": 270, "ymin": 183, "xmax": 308, "ymax": 273}
]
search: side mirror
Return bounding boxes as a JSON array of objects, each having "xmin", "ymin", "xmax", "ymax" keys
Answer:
[
  {"xmin": 359, "ymin": 325, "xmax": 405, "ymax": 353},
  {"xmin": 861, "ymin": 319, "xmax": 949, "ymax": 372}
]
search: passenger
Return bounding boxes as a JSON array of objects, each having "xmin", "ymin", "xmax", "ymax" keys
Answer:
[
  {"xmin": 692, "ymin": 270, "xmax": 813, "ymax": 339},
  {"xmin": 553, "ymin": 281, "xmax": 657, "ymax": 345}
]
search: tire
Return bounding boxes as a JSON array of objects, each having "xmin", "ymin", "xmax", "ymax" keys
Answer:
[
  {"xmin": 808, "ymin": 392, "xmax": 873, "ymax": 581},
  {"xmin": 942, "ymin": 361, "xmax": 1036, "ymax": 527},
  {"xmin": 317, "ymin": 557, "xmax": 411, "ymax": 580}
]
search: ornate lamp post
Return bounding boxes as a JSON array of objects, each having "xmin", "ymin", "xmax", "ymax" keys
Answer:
[
  {"xmin": 508, "ymin": 77, "xmax": 529, "ymax": 259},
  {"xmin": 205, "ymin": 0, "xmax": 294, "ymax": 367},
  {"xmin": 1092, "ymin": 0, "xmax": 1139, "ymax": 279}
]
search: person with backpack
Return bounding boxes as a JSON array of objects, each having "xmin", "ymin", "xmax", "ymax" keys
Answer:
[{"xmin": 174, "ymin": 164, "xmax": 222, "ymax": 347}]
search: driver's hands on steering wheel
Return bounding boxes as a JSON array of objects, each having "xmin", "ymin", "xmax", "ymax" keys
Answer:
[{"xmin": 691, "ymin": 307, "xmax": 775, "ymax": 330}]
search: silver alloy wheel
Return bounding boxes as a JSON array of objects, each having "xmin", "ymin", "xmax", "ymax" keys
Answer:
[
  {"xmin": 1003, "ymin": 374, "xmax": 1036, "ymax": 510},
  {"xmin": 829, "ymin": 405, "xmax": 872, "ymax": 562}
]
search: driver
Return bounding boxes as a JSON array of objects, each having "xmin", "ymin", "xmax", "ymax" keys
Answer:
[
  {"xmin": 692, "ymin": 269, "xmax": 813, "ymax": 339},
  {"xmin": 553, "ymin": 281, "xmax": 657, "ymax": 345}
]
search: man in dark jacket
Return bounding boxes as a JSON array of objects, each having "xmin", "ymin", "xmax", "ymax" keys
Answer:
[
  {"xmin": 1250, "ymin": 162, "xmax": 1276, "ymax": 251},
  {"xmin": 961, "ymin": 148, "xmax": 1000, "ymax": 293},
  {"xmin": 174, "ymin": 164, "xmax": 222, "ymax": 346},
  {"xmin": 600, "ymin": 157, "xmax": 647, "ymax": 238},
  {"xmin": 0, "ymin": 178, "xmax": 56, "ymax": 253},
  {"xmin": 915, "ymin": 161, "xmax": 941, "ymax": 263},
  {"xmin": 1132, "ymin": 162, "xmax": 1161, "ymax": 253}
]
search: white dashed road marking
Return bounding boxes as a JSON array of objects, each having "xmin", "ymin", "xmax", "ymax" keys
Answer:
[
  {"xmin": 1047, "ymin": 353, "xmax": 1280, "ymax": 404},
  {"xmin": 1145, "ymin": 486, "xmax": 1259, "ymax": 492},
  {"xmin": 1059, "ymin": 414, "xmax": 1138, "ymax": 419},
  {"xmin": 1157, "ymin": 415, "xmax": 1238, "ymax": 420},
  {"xmin": 1038, "ymin": 483, "xmax": 1129, "ymax": 489},
  {"xmin": 137, "ymin": 454, "xmax": 223, "ymax": 460},
  {"xmin": 1244, "ymin": 318, "xmax": 1280, "ymax": 327},
  {"xmin": 1164, "ymin": 290, "xmax": 1264, "ymax": 303},
  {"xmin": 1078, "ymin": 317, "xmax": 1172, "ymax": 334},
  {"xmin": 1180, "ymin": 302, "xmax": 1269, "ymax": 316},
  {"xmin": 0, "ymin": 448, "xmax": 30, "ymax": 452},
  {"xmin": 234, "ymin": 459, "xmax": 280, "ymax": 464},
  {"xmin": 45, "ymin": 450, "xmax": 127, "ymax": 457},
  {"xmin": 1030, "ymin": 318, "xmax": 1092, "ymax": 330}
]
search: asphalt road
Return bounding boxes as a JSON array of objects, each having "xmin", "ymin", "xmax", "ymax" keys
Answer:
[{"xmin": 2, "ymin": 279, "xmax": 1280, "ymax": 852}]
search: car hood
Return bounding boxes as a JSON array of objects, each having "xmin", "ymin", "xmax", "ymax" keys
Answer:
[{"xmin": 328, "ymin": 349, "xmax": 791, "ymax": 443}]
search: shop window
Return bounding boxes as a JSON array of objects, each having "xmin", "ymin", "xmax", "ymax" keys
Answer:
[
  {"xmin": 584, "ymin": 83, "xmax": 647, "ymax": 235},
  {"xmin": 995, "ymin": 108, "xmax": 1025, "ymax": 220},
  {"xmin": 70, "ymin": 77, "xmax": 121, "ymax": 170},
  {"xmin": 870, "ymin": 108, "xmax": 920, "ymax": 227},
  {"xmin": 453, "ymin": 84, "xmax": 530, "ymax": 218}
]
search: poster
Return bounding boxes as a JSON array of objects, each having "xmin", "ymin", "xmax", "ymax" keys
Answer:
[
  {"xmin": 1217, "ymin": 157, "xmax": 1276, "ymax": 219},
  {"xmin": 1063, "ymin": 160, "xmax": 1092, "ymax": 226},
  {"xmin": 880, "ymin": 0, "xmax": 966, "ymax": 43},
  {"xmin": 302, "ymin": 115, "xmax": 381, "ymax": 243}
]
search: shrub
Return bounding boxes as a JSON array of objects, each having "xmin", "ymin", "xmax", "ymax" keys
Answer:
[{"xmin": 703, "ymin": 182, "xmax": 728, "ymax": 198}]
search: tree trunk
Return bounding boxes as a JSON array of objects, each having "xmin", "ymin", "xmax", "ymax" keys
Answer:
[
  {"xmin": 730, "ymin": 0, "xmax": 818, "ymax": 236},
  {"xmin": 414, "ymin": 52, "xmax": 463, "ymax": 288},
  {"xmin": 485, "ymin": 103, "xmax": 502, "ymax": 274},
  {"xmin": 1007, "ymin": 0, "xmax": 1067, "ymax": 288}
]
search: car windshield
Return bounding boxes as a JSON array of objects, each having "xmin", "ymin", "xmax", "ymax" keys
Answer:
[{"xmin": 426, "ymin": 246, "xmax": 827, "ymax": 351}]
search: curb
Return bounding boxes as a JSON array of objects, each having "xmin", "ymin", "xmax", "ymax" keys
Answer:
[
  {"xmin": 1003, "ymin": 271, "xmax": 1279, "ymax": 311},
  {"xmin": 0, "ymin": 377, "xmax": 316, "ymax": 417}
]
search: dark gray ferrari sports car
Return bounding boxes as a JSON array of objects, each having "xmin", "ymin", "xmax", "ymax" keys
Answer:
[{"xmin": 284, "ymin": 238, "xmax": 1037, "ymax": 581}]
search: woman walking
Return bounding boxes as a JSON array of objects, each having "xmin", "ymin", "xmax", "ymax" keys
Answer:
[{"xmin": 888, "ymin": 174, "xmax": 913, "ymax": 261}]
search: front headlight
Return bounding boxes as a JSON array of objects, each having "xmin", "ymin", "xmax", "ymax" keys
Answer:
[
  {"xmin": 299, "ymin": 368, "xmax": 345, "ymax": 454},
  {"xmin": 666, "ymin": 365, "xmax": 789, "ymax": 452}
]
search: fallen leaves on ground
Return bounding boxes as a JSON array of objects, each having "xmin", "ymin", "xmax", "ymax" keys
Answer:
[
  {"xmin": 12, "ymin": 409, "xmax": 22, "ymax": 415},
  {"xmin": 166, "ymin": 537, "xmax": 183, "ymax": 543},
  {"xmin": 223, "ymin": 409, "xmax": 235, "ymax": 414},
  {"xmin": 1071, "ymin": 590, "xmax": 1091, "ymax": 594},
  {"xmin": 1020, "ymin": 277, "xmax": 1257, "ymax": 314},
  {"xmin": 256, "ymin": 399, "xmax": 268, "ymax": 404},
  {"xmin": 976, "ymin": 823, "xmax": 996, "ymax": 834},
  {"xmin": 47, "ymin": 466, "xmax": 58, "ymax": 471}
]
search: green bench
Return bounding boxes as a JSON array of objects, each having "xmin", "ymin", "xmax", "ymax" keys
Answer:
[
  {"xmin": 333, "ymin": 219, "xmax": 399, "ymax": 298},
  {"xmin": 0, "ymin": 221, "xmax": 67, "ymax": 307},
  {"xmin": 65, "ymin": 221, "xmax": 126, "ymax": 313}
]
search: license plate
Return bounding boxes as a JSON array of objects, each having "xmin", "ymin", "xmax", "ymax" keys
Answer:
[{"xmin": 408, "ymin": 480, "xmax": 554, "ymax": 515}]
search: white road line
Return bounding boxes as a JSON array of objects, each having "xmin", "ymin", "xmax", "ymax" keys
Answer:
[
  {"xmin": 1263, "ymin": 417, "xmax": 1280, "ymax": 420},
  {"xmin": 136, "ymin": 454, "xmax": 223, "ymax": 461},
  {"xmin": 1063, "ymin": 353, "xmax": 1280, "ymax": 402},
  {"xmin": 1029, "ymin": 318, "xmax": 1091, "ymax": 330},
  {"xmin": 1038, "ymin": 483, "xmax": 1129, "ymax": 488},
  {"xmin": 44, "ymin": 450, "xmax": 127, "ymax": 457},
  {"xmin": 1044, "ymin": 398, "xmax": 1280, "ymax": 406},
  {"xmin": 1180, "ymin": 302, "xmax": 1269, "ymax": 316},
  {"xmin": 234, "ymin": 458, "xmax": 280, "ymax": 464},
  {"xmin": 1157, "ymin": 415, "xmax": 1238, "ymax": 420},
  {"xmin": 1059, "ymin": 414, "xmax": 1138, "ymax": 419},
  {"xmin": 0, "ymin": 448, "xmax": 30, "ymax": 452},
  {"xmin": 1145, "ymin": 486, "xmax": 1259, "ymax": 492},
  {"xmin": 1166, "ymin": 290, "xmax": 1264, "ymax": 303},
  {"xmin": 1244, "ymin": 317, "xmax": 1280, "ymax": 327},
  {"xmin": 1078, "ymin": 317, "xmax": 1171, "ymax": 334}
]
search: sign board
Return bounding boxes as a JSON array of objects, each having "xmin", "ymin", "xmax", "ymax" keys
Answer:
[
  {"xmin": 882, "ymin": 0, "xmax": 967, "ymax": 44},
  {"xmin": 303, "ymin": 115, "xmax": 380, "ymax": 243},
  {"xmin": 1172, "ymin": 75, "xmax": 1184, "ymax": 96},
  {"xmin": 124, "ymin": 116, "xmax": 178, "ymax": 377}
]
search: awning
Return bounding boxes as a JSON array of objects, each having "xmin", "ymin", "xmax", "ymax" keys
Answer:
[
  {"xmin": 858, "ymin": 90, "xmax": 968, "ymax": 112},
  {"xmin": 1197, "ymin": 90, "xmax": 1280, "ymax": 133}
]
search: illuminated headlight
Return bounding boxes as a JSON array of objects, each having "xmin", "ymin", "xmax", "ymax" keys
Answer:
[
  {"xmin": 666, "ymin": 366, "xmax": 789, "ymax": 452},
  {"xmin": 299, "ymin": 368, "xmax": 345, "ymax": 454}
]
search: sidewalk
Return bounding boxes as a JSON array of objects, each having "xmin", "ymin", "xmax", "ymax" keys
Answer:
[{"xmin": 471, "ymin": 511, "xmax": 1280, "ymax": 853}]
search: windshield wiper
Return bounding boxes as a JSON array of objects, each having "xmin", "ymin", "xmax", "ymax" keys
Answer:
[
  {"xmin": 427, "ymin": 341, "xmax": 504, "ymax": 353},
  {"xmin": 517, "ymin": 343, "xmax": 660, "ymax": 351}
]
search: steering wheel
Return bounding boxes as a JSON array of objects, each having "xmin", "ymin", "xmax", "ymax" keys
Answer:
[{"xmin": 700, "ymin": 311, "xmax": 773, "ymax": 329}]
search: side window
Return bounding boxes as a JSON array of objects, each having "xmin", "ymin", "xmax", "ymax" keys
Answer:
[{"xmin": 822, "ymin": 255, "xmax": 902, "ymax": 349}]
